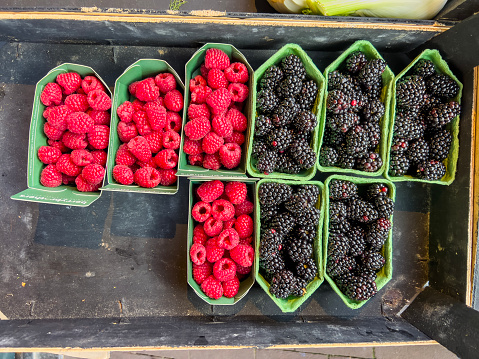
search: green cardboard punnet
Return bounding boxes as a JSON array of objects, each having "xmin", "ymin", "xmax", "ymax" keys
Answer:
[
  {"xmin": 246, "ymin": 44, "xmax": 325, "ymax": 181},
  {"xmin": 177, "ymin": 43, "xmax": 253, "ymax": 178},
  {"xmin": 101, "ymin": 59, "xmax": 184, "ymax": 194},
  {"xmin": 385, "ymin": 49, "xmax": 462, "ymax": 185},
  {"xmin": 255, "ymin": 179, "xmax": 325, "ymax": 312},
  {"xmin": 316, "ymin": 40, "xmax": 394, "ymax": 177},
  {"xmin": 11, "ymin": 63, "xmax": 111, "ymax": 207},
  {"xmin": 323, "ymin": 175, "xmax": 395, "ymax": 309},
  {"xmin": 187, "ymin": 178, "xmax": 257, "ymax": 304}
]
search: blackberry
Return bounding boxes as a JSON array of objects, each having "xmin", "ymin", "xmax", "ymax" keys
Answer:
[
  {"xmin": 256, "ymin": 89, "xmax": 279, "ymax": 114},
  {"xmin": 260, "ymin": 204, "xmax": 279, "ymax": 222},
  {"xmin": 328, "ymin": 71, "xmax": 354, "ymax": 93},
  {"xmin": 294, "ymin": 131, "xmax": 311, "ymax": 144},
  {"xmin": 269, "ymin": 269, "xmax": 297, "ymax": 299},
  {"xmin": 429, "ymin": 130, "xmax": 452, "ymax": 161},
  {"xmin": 296, "ymin": 80, "xmax": 318, "ymax": 111},
  {"xmin": 416, "ymin": 160, "xmax": 446, "ymax": 181},
  {"xmin": 287, "ymin": 239, "xmax": 313, "ymax": 263},
  {"xmin": 327, "ymin": 111, "xmax": 359, "ymax": 133},
  {"xmin": 293, "ymin": 111, "xmax": 318, "ymax": 133},
  {"xmin": 297, "ymin": 184, "xmax": 320, "ymax": 205},
  {"xmin": 346, "ymin": 51, "xmax": 368, "ymax": 74},
  {"xmin": 357, "ymin": 152, "xmax": 383, "ymax": 173},
  {"xmin": 421, "ymin": 94, "xmax": 443, "ymax": 114},
  {"xmin": 396, "ymin": 75, "xmax": 426, "ymax": 108},
  {"xmin": 272, "ymin": 98, "xmax": 300, "ymax": 127},
  {"xmin": 426, "ymin": 74, "xmax": 460, "ymax": 99},
  {"xmin": 328, "ymin": 232, "xmax": 350, "ymax": 261},
  {"xmin": 267, "ymin": 127, "xmax": 293, "ymax": 152},
  {"xmin": 345, "ymin": 275, "xmax": 377, "ymax": 301},
  {"xmin": 406, "ymin": 138, "xmax": 429, "ymax": 165},
  {"xmin": 271, "ymin": 212, "xmax": 296, "ymax": 235},
  {"xmin": 365, "ymin": 81, "xmax": 382, "ymax": 100},
  {"xmin": 358, "ymin": 59, "xmax": 386, "ymax": 90},
  {"xmin": 329, "ymin": 179, "xmax": 358, "ymax": 201},
  {"xmin": 389, "ymin": 153, "xmax": 410, "ymax": 177},
  {"xmin": 296, "ymin": 258, "xmax": 317, "ymax": 282},
  {"xmin": 335, "ymin": 271, "xmax": 354, "ymax": 291},
  {"xmin": 285, "ymin": 194, "xmax": 311, "ymax": 215},
  {"xmin": 255, "ymin": 115, "xmax": 274, "ymax": 137},
  {"xmin": 296, "ymin": 206, "xmax": 321, "ymax": 227},
  {"xmin": 394, "ymin": 114, "xmax": 425, "ymax": 140},
  {"xmin": 427, "ymin": 101, "xmax": 461, "ymax": 128},
  {"xmin": 289, "ymin": 139, "xmax": 317, "ymax": 169},
  {"xmin": 259, "ymin": 229, "xmax": 283, "ymax": 261},
  {"xmin": 346, "ymin": 125, "xmax": 370, "ymax": 157},
  {"xmin": 363, "ymin": 99, "xmax": 385, "ymax": 122},
  {"xmin": 275, "ymin": 153, "xmax": 302, "ymax": 174},
  {"xmin": 329, "ymin": 220, "xmax": 352, "ymax": 234},
  {"xmin": 375, "ymin": 196, "xmax": 395, "ymax": 218},
  {"xmin": 319, "ymin": 146, "xmax": 338, "ymax": 167},
  {"xmin": 359, "ymin": 269, "xmax": 377, "ymax": 283},
  {"xmin": 348, "ymin": 198, "xmax": 378, "ymax": 224},
  {"xmin": 292, "ymin": 278, "xmax": 308, "ymax": 297},
  {"xmin": 366, "ymin": 218, "xmax": 391, "ymax": 251},
  {"xmin": 252, "ymin": 140, "xmax": 268, "ymax": 160},
  {"xmin": 276, "ymin": 75, "xmax": 303, "ymax": 99},
  {"xmin": 260, "ymin": 65, "xmax": 284, "ymax": 91},
  {"xmin": 323, "ymin": 127, "xmax": 345, "ymax": 147},
  {"xmin": 337, "ymin": 144, "xmax": 356, "ymax": 169},
  {"xmin": 256, "ymin": 150, "xmax": 278, "ymax": 175},
  {"xmin": 326, "ymin": 90, "xmax": 350, "ymax": 114},
  {"xmin": 296, "ymin": 225, "xmax": 317, "ymax": 243},
  {"xmin": 348, "ymin": 226, "xmax": 366, "ymax": 257},
  {"xmin": 349, "ymin": 89, "xmax": 368, "ymax": 112},
  {"xmin": 363, "ymin": 121, "xmax": 381, "ymax": 149},
  {"xmin": 281, "ymin": 54, "xmax": 306, "ymax": 80},
  {"xmin": 329, "ymin": 201, "xmax": 348, "ymax": 223},
  {"xmin": 390, "ymin": 137, "xmax": 408, "ymax": 154},
  {"xmin": 258, "ymin": 182, "xmax": 293, "ymax": 206},
  {"xmin": 261, "ymin": 254, "xmax": 285, "ymax": 276},
  {"xmin": 362, "ymin": 251, "xmax": 386, "ymax": 271},
  {"xmin": 327, "ymin": 256, "xmax": 356, "ymax": 278},
  {"xmin": 413, "ymin": 59, "xmax": 435, "ymax": 78},
  {"xmin": 409, "ymin": 118, "xmax": 426, "ymax": 140},
  {"xmin": 367, "ymin": 183, "xmax": 389, "ymax": 200}
]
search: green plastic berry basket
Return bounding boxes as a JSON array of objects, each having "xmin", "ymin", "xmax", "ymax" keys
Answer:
[
  {"xmin": 254, "ymin": 178, "xmax": 325, "ymax": 312},
  {"xmin": 316, "ymin": 40, "xmax": 394, "ymax": 177},
  {"xmin": 11, "ymin": 63, "xmax": 111, "ymax": 207},
  {"xmin": 101, "ymin": 59, "xmax": 184, "ymax": 195},
  {"xmin": 323, "ymin": 175, "xmax": 395, "ymax": 310},
  {"xmin": 246, "ymin": 43, "xmax": 325, "ymax": 181},
  {"xmin": 384, "ymin": 49, "xmax": 463, "ymax": 185},
  {"xmin": 177, "ymin": 43, "xmax": 253, "ymax": 178},
  {"xmin": 187, "ymin": 178, "xmax": 257, "ymax": 305}
]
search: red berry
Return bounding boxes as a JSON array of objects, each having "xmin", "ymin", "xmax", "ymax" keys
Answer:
[
  {"xmin": 190, "ymin": 75, "xmax": 207, "ymax": 91},
  {"xmin": 158, "ymin": 168, "xmax": 177, "ymax": 186},
  {"xmin": 204, "ymin": 217, "xmax": 224, "ymax": 237},
  {"xmin": 193, "ymin": 224, "xmax": 208, "ymax": 246},
  {"xmin": 230, "ymin": 244, "xmax": 254, "ymax": 267},
  {"xmin": 128, "ymin": 81, "xmax": 140, "ymax": 96},
  {"xmin": 190, "ymin": 243, "xmax": 207, "ymax": 265},
  {"xmin": 222, "ymin": 276, "xmax": 240, "ymax": 298},
  {"xmin": 144, "ymin": 102, "xmax": 167, "ymax": 131},
  {"xmin": 87, "ymin": 125, "xmax": 110, "ymax": 150},
  {"xmin": 62, "ymin": 131, "xmax": 87, "ymax": 150},
  {"xmin": 66, "ymin": 112, "xmax": 94, "ymax": 134},
  {"xmin": 48, "ymin": 139, "xmax": 69, "ymax": 153},
  {"xmin": 40, "ymin": 164, "xmax": 62, "ymax": 187},
  {"xmin": 117, "ymin": 121, "xmax": 138, "ymax": 143},
  {"xmin": 47, "ymin": 105, "xmax": 72, "ymax": 131},
  {"xmin": 56, "ymin": 154, "xmax": 82, "ymax": 176},
  {"xmin": 203, "ymin": 153, "xmax": 222, "ymax": 170},
  {"xmin": 132, "ymin": 99, "xmax": 145, "ymax": 111},
  {"xmin": 144, "ymin": 130, "xmax": 163, "ymax": 153},
  {"xmin": 87, "ymin": 89, "xmax": 111, "ymax": 111},
  {"xmin": 236, "ymin": 263, "xmax": 252, "ymax": 275},
  {"xmin": 188, "ymin": 154, "xmax": 204, "ymax": 166},
  {"xmin": 212, "ymin": 199, "xmax": 235, "ymax": 221},
  {"xmin": 132, "ymin": 110, "xmax": 152, "ymax": 136},
  {"xmin": 184, "ymin": 118, "xmax": 211, "ymax": 141},
  {"xmin": 193, "ymin": 262, "xmax": 212, "ymax": 285},
  {"xmin": 133, "ymin": 166, "xmax": 161, "ymax": 188},
  {"xmin": 183, "ymin": 138, "xmax": 203, "ymax": 156},
  {"xmin": 65, "ymin": 94, "xmax": 89, "ymax": 112},
  {"xmin": 226, "ymin": 108, "xmax": 247, "ymax": 132},
  {"xmin": 207, "ymin": 88, "xmax": 232, "ymax": 116},
  {"xmin": 200, "ymin": 64, "xmax": 209, "ymax": 78},
  {"xmin": 219, "ymin": 142, "xmax": 241, "ymax": 169},
  {"xmin": 82, "ymin": 76, "xmax": 105, "ymax": 94},
  {"xmin": 56, "ymin": 72, "xmax": 82, "ymax": 95},
  {"xmin": 234, "ymin": 214, "xmax": 253, "ymax": 239},
  {"xmin": 202, "ymin": 132, "xmax": 224, "ymax": 155},
  {"xmin": 188, "ymin": 103, "xmax": 210, "ymax": 121},
  {"xmin": 113, "ymin": 165, "xmax": 134, "ymax": 185},
  {"xmin": 135, "ymin": 78, "xmax": 160, "ymax": 102},
  {"xmin": 88, "ymin": 110, "xmax": 110, "ymax": 126},
  {"xmin": 212, "ymin": 115, "xmax": 233, "ymax": 138},
  {"xmin": 224, "ymin": 131, "xmax": 245, "ymax": 146},
  {"xmin": 234, "ymin": 199, "xmax": 254, "ymax": 217},
  {"xmin": 40, "ymin": 82, "xmax": 62, "ymax": 106},
  {"xmin": 207, "ymin": 68, "xmax": 228, "ymax": 89},
  {"xmin": 43, "ymin": 122, "xmax": 64, "ymax": 141},
  {"xmin": 81, "ymin": 164, "xmax": 105, "ymax": 185},
  {"xmin": 128, "ymin": 136, "xmax": 152, "ymax": 162},
  {"xmin": 223, "ymin": 218, "xmax": 236, "ymax": 230},
  {"xmin": 205, "ymin": 238, "xmax": 225, "ymax": 263},
  {"xmin": 70, "ymin": 149, "xmax": 94, "ymax": 166},
  {"xmin": 201, "ymin": 275, "xmax": 223, "ymax": 299},
  {"xmin": 117, "ymin": 101, "xmax": 135, "ymax": 123},
  {"xmin": 115, "ymin": 143, "xmax": 137, "ymax": 166},
  {"xmin": 197, "ymin": 180, "xmax": 224, "ymax": 202},
  {"xmin": 137, "ymin": 157, "xmax": 157, "ymax": 168},
  {"xmin": 154, "ymin": 149, "xmax": 178, "ymax": 169},
  {"xmin": 192, "ymin": 201, "xmax": 212, "ymax": 222},
  {"xmin": 205, "ymin": 48, "xmax": 230, "ymax": 70},
  {"xmin": 217, "ymin": 228, "xmax": 240, "ymax": 250},
  {"xmin": 213, "ymin": 258, "xmax": 236, "ymax": 281},
  {"xmin": 191, "ymin": 85, "xmax": 212, "ymax": 104},
  {"xmin": 228, "ymin": 83, "xmax": 249, "ymax": 103},
  {"xmin": 164, "ymin": 89, "xmax": 184, "ymax": 112},
  {"xmin": 75, "ymin": 175, "xmax": 101, "ymax": 192},
  {"xmin": 224, "ymin": 62, "xmax": 249, "ymax": 84},
  {"xmin": 165, "ymin": 111, "xmax": 182, "ymax": 132},
  {"xmin": 225, "ymin": 182, "xmax": 247, "ymax": 204},
  {"xmin": 38, "ymin": 146, "xmax": 62, "ymax": 164},
  {"xmin": 162, "ymin": 130, "xmax": 181, "ymax": 150},
  {"xmin": 155, "ymin": 72, "xmax": 177, "ymax": 94},
  {"xmin": 91, "ymin": 150, "xmax": 107, "ymax": 167}
]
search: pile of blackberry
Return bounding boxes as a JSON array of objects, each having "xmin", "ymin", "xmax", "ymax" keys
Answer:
[
  {"xmin": 389, "ymin": 59, "xmax": 461, "ymax": 181},
  {"xmin": 258, "ymin": 182, "xmax": 320, "ymax": 299},
  {"xmin": 319, "ymin": 51, "xmax": 387, "ymax": 173},
  {"xmin": 252, "ymin": 55, "xmax": 319, "ymax": 175},
  {"xmin": 326, "ymin": 180, "xmax": 394, "ymax": 302}
]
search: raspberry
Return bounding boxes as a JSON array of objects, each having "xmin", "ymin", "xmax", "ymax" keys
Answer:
[
  {"xmin": 40, "ymin": 164, "xmax": 62, "ymax": 187},
  {"xmin": 164, "ymin": 90, "xmax": 184, "ymax": 112},
  {"xmin": 56, "ymin": 154, "xmax": 82, "ymax": 176},
  {"xmin": 128, "ymin": 136, "xmax": 152, "ymax": 162},
  {"xmin": 87, "ymin": 125, "xmax": 110, "ymax": 150},
  {"xmin": 154, "ymin": 149, "xmax": 178, "ymax": 169},
  {"xmin": 137, "ymin": 157, "xmax": 157, "ymax": 168},
  {"xmin": 193, "ymin": 224, "xmax": 208, "ymax": 245},
  {"xmin": 117, "ymin": 121, "xmax": 138, "ymax": 143},
  {"xmin": 165, "ymin": 112, "xmax": 182, "ymax": 132},
  {"xmin": 207, "ymin": 68, "xmax": 228, "ymax": 89},
  {"xmin": 192, "ymin": 201, "xmax": 212, "ymax": 222},
  {"xmin": 205, "ymin": 238, "xmax": 225, "ymax": 263},
  {"xmin": 88, "ymin": 110, "xmax": 110, "ymax": 125},
  {"xmin": 197, "ymin": 180, "xmax": 224, "ymax": 202},
  {"xmin": 44, "ymin": 122, "xmax": 64, "ymax": 141},
  {"xmin": 201, "ymin": 275, "xmax": 223, "ymax": 299},
  {"xmin": 235, "ymin": 199, "xmax": 253, "ymax": 217},
  {"xmin": 219, "ymin": 143, "xmax": 241, "ymax": 169},
  {"xmin": 117, "ymin": 101, "xmax": 135, "ymax": 123},
  {"xmin": 80, "ymin": 164, "xmax": 105, "ymax": 185},
  {"xmin": 135, "ymin": 78, "xmax": 160, "ymax": 102},
  {"xmin": 213, "ymin": 258, "xmax": 236, "ymax": 281},
  {"xmin": 226, "ymin": 108, "xmax": 247, "ymax": 132},
  {"xmin": 48, "ymin": 139, "xmax": 69, "ymax": 153},
  {"xmin": 183, "ymin": 138, "xmax": 203, "ymax": 155},
  {"xmin": 65, "ymin": 94, "xmax": 89, "ymax": 112},
  {"xmin": 205, "ymin": 48, "xmax": 230, "ymax": 70},
  {"xmin": 188, "ymin": 103, "xmax": 210, "ymax": 121},
  {"xmin": 204, "ymin": 217, "xmax": 224, "ymax": 237},
  {"xmin": 132, "ymin": 99, "xmax": 145, "ymax": 111},
  {"xmin": 225, "ymin": 62, "xmax": 249, "ymax": 84},
  {"xmin": 190, "ymin": 243, "xmax": 207, "ymax": 265},
  {"xmin": 82, "ymin": 76, "xmax": 105, "ymax": 94},
  {"xmin": 158, "ymin": 168, "xmax": 177, "ymax": 186},
  {"xmin": 38, "ymin": 146, "xmax": 62, "ymax": 164},
  {"xmin": 154, "ymin": 72, "xmax": 176, "ymax": 93},
  {"xmin": 48, "ymin": 105, "xmax": 72, "ymax": 131},
  {"xmin": 43, "ymin": 106, "xmax": 56, "ymax": 119},
  {"xmin": 200, "ymin": 64, "xmax": 209, "ymax": 78},
  {"xmin": 222, "ymin": 183, "xmax": 245, "ymax": 206},
  {"xmin": 207, "ymin": 88, "xmax": 232, "ymax": 115},
  {"xmin": 154, "ymin": 97, "xmax": 165, "ymax": 108},
  {"xmin": 212, "ymin": 115, "xmax": 233, "ymax": 137},
  {"xmin": 66, "ymin": 112, "xmax": 94, "ymax": 134},
  {"xmin": 234, "ymin": 214, "xmax": 253, "ymax": 239},
  {"xmin": 115, "ymin": 143, "xmax": 136, "ymax": 166},
  {"xmin": 184, "ymin": 118, "xmax": 211, "ymax": 141},
  {"xmin": 224, "ymin": 131, "xmax": 245, "ymax": 146},
  {"xmin": 230, "ymin": 244, "xmax": 254, "ymax": 267},
  {"xmin": 113, "ymin": 165, "xmax": 134, "ymax": 185},
  {"xmin": 236, "ymin": 263, "xmax": 252, "ymax": 275},
  {"xmin": 75, "ymin": 175, "xmax": 101, "ymax": 192},
  {"xmin": 162, "ymin": 130, "xmax": 181, "ymax": 150},
  {"xmin": 202, "ymin": 132, "xmax": 224, "ymax": 155},
  {"xmin": 190, "ymin": 75, "xmax": 207, "ymax": 91},
  {"xmin": 224, "ymin": 218, "xmax": 236, "ymax": 230},
  {"xmin": 134, "ymin": 166, "xmax": 161, "ymax": 188},
  {"xmin": 86, "ymin": 90, "xmax": 111, "ymax": 111},
  {"xmin": 222, "ymin": 277, "xmax": 240, "ymax": 298},
  {"xmin": 40, "ymin": 83, "xmax": 62, "ymax": 106},
  {"xmin": 193, "ymin": 262, "xmax": 212, "ymax": 285},
  {"xmin": 228, "ymin": 83, "xmax": 249, "ymax": 103},
  {"xmin": 189, "ymin": 154, "xmax": 204, "ymax": 166},
  {"xmin": 203, "ymin": 153, "xmax": 222, "ymax": 170},
  {"xmin": 62, "ymin": 131, "xmax": 88, "ymax": 149},
  {"xmin": 70, "ymin": 149, "xmax": 94, "ymax": 166},
  {"xmin": 191, "ymin": 86, "xmax": 213, "ymax": 104},
  {"xmin": 91, "ymin": 150, "xmax": 107, "ymax": 166},
  {"xmin": 133, "ymin": 110, "xmax": 152, "ymax": 136},
  {"xmin": 56, "ymin": 72, "xmax": 82, "ymax": 95},
  {"xmin": 229, "ymin": 102, "xmax": 244, "ymax": 112},
  {"xmin": 144, "ymin": 102, "xmax": 167, "ymax": 131},
  {"xmin": 62, "ymin": 174, "xmax": 76, "ymax": 185},
  {"xmin": 144, "ymin": 130, "xmax": 163, "ymax": 153},
  {"xmin": 217, "ymin": 228, "xmax": 240, "ymax": 250},
  {"xmin": 212, "ymin": 199, "xmax": 235, "ymax": 221},
  {"xmin": 128, "ymin": 81, "xmax": 140, "ymax": 96}
]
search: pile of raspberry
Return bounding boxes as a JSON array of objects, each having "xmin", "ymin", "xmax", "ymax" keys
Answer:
[
  {"xmin": 189, "ymin": 180, "xmax": 254, "ymax": 299},
  {"xmin": 113, "ymin": 72, "xmax": 184, "ymax": 188},
  {"xmin": 183, "ymin": 48, "xmax": 250, "ymax": 171},
  {"xmin": 38, "ymin": 72, "xmax": 111, "ymax": 192}
]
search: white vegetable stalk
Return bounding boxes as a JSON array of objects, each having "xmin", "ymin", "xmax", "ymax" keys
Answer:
[{"xmin": 268, "ymin": 0, "xmax": 308, "ymax": 14}]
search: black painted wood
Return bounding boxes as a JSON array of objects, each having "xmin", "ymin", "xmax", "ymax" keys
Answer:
[{"xmin": 436, "ymin": 0, "xmax": 479, "ymax": 22}]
